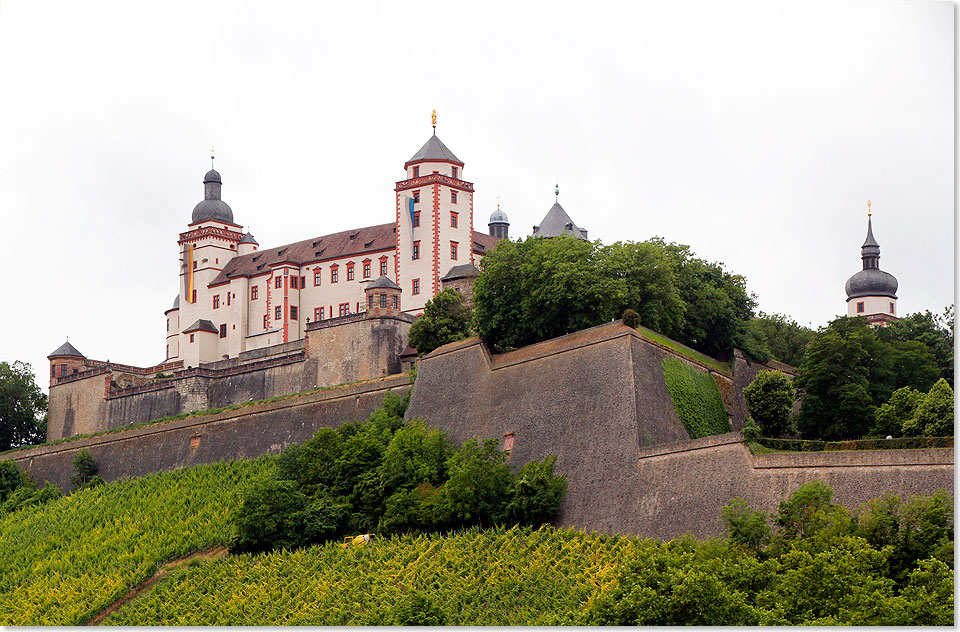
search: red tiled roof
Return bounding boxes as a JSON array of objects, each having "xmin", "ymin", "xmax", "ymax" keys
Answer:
[{"xmin": 209, "ymin": 224, "xmax": 505, "ymax": 286}]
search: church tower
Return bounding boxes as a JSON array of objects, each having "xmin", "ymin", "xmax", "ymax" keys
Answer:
[
  {"xmin": 395, "ymin": 112, "xmax": 475, "ymax": 313},
  {"xmin": 844, "ymin": 203, "xmax": 898, "ymax": 327},
  {"xmin": 173, "ymin": 161, "xmax": 245, "ymax": 365}
]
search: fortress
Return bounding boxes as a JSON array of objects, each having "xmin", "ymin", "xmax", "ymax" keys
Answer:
[{"xmin": 22, "ymin": 117, "xmax": 946, "ymax": 540}]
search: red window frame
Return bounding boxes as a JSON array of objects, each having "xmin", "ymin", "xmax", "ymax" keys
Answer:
[
  {"xmin": 275, "ymin": 306, "xmax": 282, "ymax": 320},
  {"xmin": 339, "ymin": 302, "xmax": 350, "ymax": 317},
  {"xmin": 452, "ymin": 166, "xmax": 458, "ymax": 178},
  {"xmin": 213, "ymin": 295, "xmax": 220, "ymax": 309},
  {"xmin": 413, "ymin": 190, "xmax": 420, "ymax": 203},
  {"xmin": 412, "ymin": 278, "xmax": 420, "ymax": 295},
  {"xmin": 263, "ymin": 315, "xmax": 268, "ymax": 329},
  {"xmin": 331, "ymin": 266, "xmax": 339, "ymax": 283},
  {"xmin": 347, "ymin": 264, "xmax": 355, "ymax": 281},
  {"xmin": 380, "ymin": 260, "xmax": 388, "ymax": 276},
  {"xmin": 189, "ymin": 334, "xmax": 195, "ymax": 343},
  {"xmin": 413, "ymin": 166, "xmax": 420, "ymax": 178},
  {"xmin": 219, "ymin": 324, "xmax": 227, "ymax": 338},
  {"xmin": 413, "ymin": 241, "xmax": 420, "ymax": 260},
  {"xmin": 191, "ymin": 289, "xmax": 197, "ymax": 303},
  {"xmin": 413, "ymin": 211, "xmax": 420, "ymax": 227},
  {"xmin": 314, "ymin": 270, "xmax": 321, "ymax": 286},
  {"xmin": 314, "ymin": 307, "xmax": 322, "ymax": 321},
  {"xmin": 275, "ymin": 277, "xmax": 282, "ymax": 289},
  {"xmin": 889, "ymin": 302, "xmax": 895, "ymax": 314},
  {"xmin": 363, "ymin": 262, "xmax": 371, "ymax": 278},
  {"xmin": 857, "ymin": 302, "xmax": 865, "ymax": 313},
  {"xmin": 451, "ymin": 191, "xmax": 457, "ymax": 204},
  {"xmin": 451, "ymin": 211, "xmax": 458, "ymax": 227},
  {"xmin": 251, "ymin": 286, "xmax": 258, "ymax": 300},
  {"xmin": 227, "ymin": 292, "xmax": 231, "ymax": 306},
  {"xmin": 290, "ymin": 306, "xmax": 298, "ymax": 320},
  {"xmin": 451, "ymin": 241, "xmax": 458, "ymax": 260},
  {"xmin": 291, "ymin": 276, "xmax": 298, "ymax": 289}
]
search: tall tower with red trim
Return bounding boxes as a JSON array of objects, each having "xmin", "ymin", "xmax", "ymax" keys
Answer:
[
  {"xmin": 395, "ymin": 112, "xmax": 475, "ymax": 314},
  {"xmin": 174, "ymin": 165, "xmax": 245, "ymax": 365}
]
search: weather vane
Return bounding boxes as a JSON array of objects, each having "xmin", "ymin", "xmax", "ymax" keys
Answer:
[
  {"xmin": 555, "ymin": 181, "xmax": 559, "ymax": 202},
  {"xmin": 496, "ymin": 193, "xmax": 501, "ymax": 210},
  {"xmin": 431, "ymin": 109, "xmax": 437, "ymax": 133},
  {"xmin": 211, "ymin": 145, "xmax": 215, "ymax": 170},
  {"xmin": 867, "ymin": 199, "xmax": 871, "ymax": 217}
]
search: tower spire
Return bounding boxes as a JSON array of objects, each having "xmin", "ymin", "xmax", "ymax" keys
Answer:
[{"xmin": 555, "ymin": 181, "xmax": 559, "ymax": 202}]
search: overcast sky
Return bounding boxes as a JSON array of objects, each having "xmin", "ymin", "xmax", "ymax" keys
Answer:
[{"xmin": 0, "ymin": 0, "xmax": 954, "ymax": 390}]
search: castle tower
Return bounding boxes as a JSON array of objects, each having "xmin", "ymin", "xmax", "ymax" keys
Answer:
[
  {"xmin": 174, "ymin": 164, "xmax": 245, "ymax": 365},
  {"xmin": 237, "ymin": 231, "xmax": 259, "ymax": 256},
  {"xmin": 164, "ymin": 295, "xmax": 180, "ymax": 360},
  {"xmin": 364, "ymin": 275, "xmax": 402, "ymax": 318},
  {"xmin": 488, "ymin": 204, "xmax": 509, "ymax": 239},
  {"xmin": 532, "ymin": 184, "xmax": 588, "ymax": 239},
  {"xmin": 844, "ymin": 206, "xmax": 898, "ymax": 326},
  {"xmin": 395, "ymin": 112, "xmax": 475, "ymax": 314},
  {"xmin": 47, "ymin": 340, "xmax": 85, "ymax": 387}
]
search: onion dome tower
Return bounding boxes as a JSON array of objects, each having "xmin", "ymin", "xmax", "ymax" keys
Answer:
[
  {"xmin": 844, "ymin": 202, "xmax": 898, "ymax": 326},
  {"xmin": 191, "ymin": 169, "xmax": 235, "ymax": 224},
  {"xmin": 488, "ymin": 201, "xmax": 509, "ymax": 239}
]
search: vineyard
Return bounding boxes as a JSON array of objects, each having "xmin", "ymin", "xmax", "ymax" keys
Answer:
[
  {"xmin": 104, "ymin": 525, "xmax": 635, "ymax": 625},
  {"xmin": 0, "ymin": 458, "xmax": 273, "ymax": 626}
]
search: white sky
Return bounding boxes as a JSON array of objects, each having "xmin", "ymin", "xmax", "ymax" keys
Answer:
[{"xmin": 0, "ymin": 0, "xmax": 954, "ymax": 390}]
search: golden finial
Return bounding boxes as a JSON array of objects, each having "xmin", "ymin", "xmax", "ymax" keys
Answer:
[
  {"xmin": 496, "ymin": 193, "xmax": 501, "ymax": 210},
  {"xmin": 867, "ymin": 199, "xmax": 871, "ymax": 217},
  {"xmin": 210, "ymin": 145, "xmax": 215, "ymax": 170},
  {"xmin": 431, "ymin": 109, "xmax": 437, "ymax": 132}
]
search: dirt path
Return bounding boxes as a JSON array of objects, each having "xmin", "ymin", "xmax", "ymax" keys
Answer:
[{"xmin": 86, "ymin": 546, "xmax": 229, "ymax": 625}]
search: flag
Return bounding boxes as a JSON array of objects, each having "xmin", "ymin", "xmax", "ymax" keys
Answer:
[{"xmin": 185, "ymin": 244, "xmax": 195, "ymax": 302}]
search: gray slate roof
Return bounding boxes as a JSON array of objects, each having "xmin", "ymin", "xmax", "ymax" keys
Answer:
[
  {"xmin": 489, "ymin": 209, "xmax": 509, "ymax": 224},
  {"xmin": 845, "ymin": 268, "xmax": 898, "ymax": 300},
  {"xmin": 48, "ymin": 340, "xmax": 84, "ymax": 358},
  {"xmin": 367, "ymin": 275, "xmax": 401, "ymax": 290},
  {"xmin": 192, "ymin": 168, "xmax": 234, "ymax": 224},
  {"xmin": 532, "ymin": 202, "xmax": 588, "ymax": 240},
  {"xmin": 167, "ymin": 295, "xmax": 180, "ymax": 311},
  {"xmin": 183, "ymin": 319, "xmax": 219, "ymax": 334},
  {"xmin": 441, "ymin": 263, "xmax": 480, "ymax": 281},
  {"xmin": 860, "ymin": 217, "xmax": 880, "ymax": 257},
  {"xmin": 239, "ymin": 231, "xmax": 259, "ymax": 245},
  {"xmin": 406, "ymin": 134, "xmax": 463, "ymax": 166}
]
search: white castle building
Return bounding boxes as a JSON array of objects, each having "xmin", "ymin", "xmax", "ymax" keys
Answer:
[{"xmin": 165, "ymin": 122, "xmax": 512, "ymax": 367}]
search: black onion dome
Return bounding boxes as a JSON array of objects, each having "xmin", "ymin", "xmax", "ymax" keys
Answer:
[
  {"xmin": 845, "ymin": 269, "xmax": 898, "ymax": 300},
  {"xmin": 191, "ymin": 168, "xmax": 234, "ymax": 224}
]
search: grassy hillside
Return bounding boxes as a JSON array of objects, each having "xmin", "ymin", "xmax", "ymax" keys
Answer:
[{"xmin": 0, "ymin": 458, "xmax": 273, "ymax": 625}]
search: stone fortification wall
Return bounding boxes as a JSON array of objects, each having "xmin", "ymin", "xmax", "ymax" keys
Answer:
[
  {"xmin": 632, "ymin": 435, "xmax": 953, "ymax": 539},
  {"xmin": 407, "ymin": 322, "xmax": 953, "ymax": 538},
  {"xmin": 306, "ymin": 314, "xmax": 413, "ymax": 386},
  {"xmin": 4, "ymin": 376, "xmax": 411, "ymax": 491}
]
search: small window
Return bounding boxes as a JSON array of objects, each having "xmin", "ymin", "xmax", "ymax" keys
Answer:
[
  {"xmin": 227, "ymin": 292, "xmax": 231, "ymax": 306},
  {"xmin": 451, "ymin": 241, "xmax": 458, "ymax": 260},
  {"xmin": 51, "ymin": 364, "xmax": 55, "ymax": 378},
  {"xmin": 190, "ymin": 334, "xmax": 195, "ymax": 343},
  {"xmin": 413, "ymin": 166, "xmax": 420, "ymax": 178},
  {"xmin": 380, "ymin": 294, "xmax": 387, "ymax": 308},
  {"xmin": 339, "ymin": 302, "xmax": 350, "ymax": 317},
  {"xmin": 193, "ymin": 261, "xmax": 197, "ymax": 270},
  {"xmin": 413, "ymin": 241, "xmax": 420, "ymax": 260},
  {"xmin": 219, "ymin": 324, "xmax": 227, "ymax": 338},
  {"xmin": 275, "ymin": 306, "xmax": 282, "ymax": 320},
  {"xmin": 263, "ymin": 315, "xmax": 268, "ymax": 329},
  {"xmin": 166, "ymin": 319, "xmax": 170, "ymax": 332},
  {"xmin": 857, "ymin": 302, "xmax": 865, "ymax": 313},
  {"xmin": 300, "ymin": 275, "xmax": 305, "ymax": 289},
  {"xmin": 331, "ymin": 268, "xmax": 339, "ymax": 283},
  {"xmin": 452, "ymin": 166, "xmax": 458, "ymax": 179},
  {"xmin": 413, "ymin": 211, "xmax": 420, "ymax": 227},
  {"xmin": 290, "ymin": 306, "xmax": 298, "ymax": 320},
  {"xmin": 363, "ymin": 263, "xmax": 371, "ymax": 278},
  {"xmin": 213, "ymin": 295, "xmax": 220, "ymax": 309},
  {"xmin": 291, "ymin": 276, "xmax": 298, "ymax": 289},
  {"xmin": 451, "ymin": 212, "xmax": 458, "ymax": 227},
  {"xmin": 347, "ymin": 267, "xmax": 355, "ymax": 281},
  {"xmin": 412, "ymin": 279, "xmax": 420, "ymax": 295},
  {"xmin": 314, "ymin": 307, "xmax": 321, "ymax": 321},
  {"xmin": 889, "ymin": 302, "xmax": 895, "ymax": 314},
  {"xmin": 380, "ymin": 260, "xmax": 388, "ymax": 276},
  {"xmin": 392, "ymin": 295, "xmax": 398, "ymax": 310},
  {"xmin": 451, "ymin": 191, "xmax": 457, "ymax": 204},
  {"xmin": 368, "ymin": 294, "xmax": 375, "ymax": 310},
  {"xmin": 191, "ymin": 289, "xmax": 197, "ymax": 303},
  {"xmin": 251, "ymin": 286, "xmax": 258, "ymax": 300},
  {"xmin": 314, "ymin": 270, "xmax": 321, "ymax": 286},
  {"xmin": 413, "ymin": 190, "xmax": 420, "ymax": 203},
  {"xmin": 275, "ymin": 277, "xmax": 282, "ymax": 289}
]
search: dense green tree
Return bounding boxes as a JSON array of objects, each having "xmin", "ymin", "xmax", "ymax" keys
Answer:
[
  {"xmin": 870, "ymin": 386, "xmax": 923, "ymax": 438},
  {"xmin": 0, "ymin": 460, "xmax": 30, "ymax": 503},
  {"xmin": 745, "ymin": 312, "xmax": 815, "ymax": 368},
  {"xmin": 442, "ymin": 438, "xmax": 514, "ymax": 528},
  {"xmin": 230, "ymin": 478, "xmax": 309, "ymax": 553},
  {"xmin": 721, "ymin": 497, "xmax": 771, "ymax": 553},
  {"xmin": 878, "ymin": 307, "xmax": 954, "ymax": 386},
  {"xmin": 795, "ymin": 317, "xmax": 940, "ymax": 440},
  {"xmin": 377, "ymin": 421, "xmax": 452, "ymax": 497},
  {"xmin": 499, "ymin": 455, "xmax": 567, "ymax": 526},
  {"xmin": 0, "ymin": 361, "xmax": 47, "ymax": 451},
  {"xmin": 902, "ymin": 378, "xmax": 954, "ymax": 437},
  {"xmin": 742, "ymin": 371, "xmax": 794, "ymax": 437},
  {"xmin": 408, "ymin": 288, "xmax": 473, "ymax": 356},
  {"xmin": 69, "ymin": 450, "xmax": 102, "ymax": 490}
]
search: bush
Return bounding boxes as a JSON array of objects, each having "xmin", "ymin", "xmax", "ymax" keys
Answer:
[
  {"xmin": 386, "ymin": 590, "xmax": 449, "ymax": 626},
  {"xmin": 741, "ymin": 418, "xmax": 762, "ymax": 441},
  {"xmin": 408, "ymin": 288, "xmax": 473, "ymax": 356},
  {"xmin": 871, "ymin": 386, "xmax": 922, "ymax": 438},
  {"xmin": 903, "ymin": 378, "xmax": 954, "ymax": 437},
  {"xmin": 230, "ymin": 479, "xmax": 309, "ymax": 553},
  {"xmin": 742, "ymin": 371, "xmax": 794, "ymax": 437},
  {"xmin": 0, "ymin": 480, "xmax": 62, "ymax": 516},
  {"xmin": 499, "ymin": 455, "xmax": 567, "ymax": 526},
  {"xmin": 621, "ymin": 308, "xmax": 640, "ymax": 329},
  {"xmin": 661, "ymin": 357, "xmax": 730, "ymax": 438},
  {"xmin": 0, "ymin": 460, "xmax": 30, "ymax": 502},
  {"xmin": 69, "ymin": 450, "xmax": 100, "ymax": 489},
  {"xmin": 721, "ymin": 497, "xmax": 771, "ymax": 552},
  {"xmin": 443, "ymin": 438, "xmax": 513, "ymax": 528}
]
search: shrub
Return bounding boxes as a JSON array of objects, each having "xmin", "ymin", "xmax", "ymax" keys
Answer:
[
  {"xmin": 742, "ymin": 371, "xmax": 794, "ymax": 437},
  {"xmin": 69, "ymin": 450, "xmax": 99, "ymax": 489},
  {"xmin": 442, "ymin": 438, "xmax": 513, "ymax": 528},
  {"xmin": 902, "ymin": 378, "xmax": 954, "ymax": 437},
  {"xmin": 230, "ymin": 479, "xmax": 309, "ymax": 553},
  {"xmin": 621, "ymin": 308, "xmax": 640, "ymax": 329},
  {"xmin": 871, "ymin": 386, "xmax": 922, "ymax": 438},
  {"xmin": 0, "ymin": 460, "xmax": 30, "ymax": 502},
  {"xmin": 741, "ymin": 418, "xmax": 762, "ymax": 441},
  {"xmin": 721, "ymin": 497, "xmax": 770, "ymax": 552},
  {"xmin": 499, "ymin": 455, "xmax": 567, "ymax": 526},
  {"xmin": 387, "ymin": 590, "xmax": 449, "ymax": 626},
  {"xmin": 661, "ymin": 357, "xmax": 730, "ymax": 438},
  {"xmin": 408, "ymin": 288, "xmax": 473, "ymax": 356}
]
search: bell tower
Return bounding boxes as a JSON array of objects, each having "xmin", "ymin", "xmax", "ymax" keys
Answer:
[{"xmin": 395, "ymin": 112, "xmax": 475, "ymax": 314}]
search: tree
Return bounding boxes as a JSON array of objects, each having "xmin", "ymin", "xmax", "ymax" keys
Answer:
[
  {"xmin": 441, "ymin": 438, "xmax": 513, "ymax": 527},
  {"xmin": 742, "ymin": 371, "xmax": 794, "ymax": 437},
  {"xmin": 878, "ymin": 307, "xmax": 954, "ymax": 386},
  {"xmin": 745, "ymin": 312, "xmax": 815, "ymax": 368},
  {"xmin": 721, "ymin": 497, "xmax": 771, "ymax": 553},
  {"xmin": 0, "ymin": 361, "xmax": 48, "ymax": 451},
  {"xmin": 230, "ymin": 478, "xmax": 310, "ymax": 553},
  {"xmin": 69, "ymin": 450, "xmax": 103, "ymax": 490},
  {"xmin": 408, "ymin": 289, "xmax": 473, "ymax": 356},
  {"xmin": 870, "ymin": 386, "xmax": 922, "ymax": 438},
  {"xmin": 0, "ymin": 460, "xmax": 30, "ymax": 503},
  {"xmin": 795, "ymin": 317, "xmax": 939, "ymax": 440},
  {"xmin": 499, "ymin": 455, "xmax": 568, "ymax": 526},
  {"xmin": 902, "ymin": 378, "xmax": 954, "ymax": 437}
]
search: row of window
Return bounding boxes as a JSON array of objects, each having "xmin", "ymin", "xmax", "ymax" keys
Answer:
[
  {"xmin": 856, "ymin": 301, "xmax": 895, "ymax": 315},
  {"xmin": 411, "ymin": 210, "xmax": 458, "ymax": 228},
  {"xmin": 411, "ymin": 241, "xmax": 458, "ymax": 260},
  {"xmin": 411, "ymin": 165, "xmax": 459, "ymax": 179},
  {"xmin": 368, "ymin": 293, "xmax": 399, "ymax": 310},
  {"xmin": 246, "ymin": 261, "xmax": 390, "ymax": 302}
]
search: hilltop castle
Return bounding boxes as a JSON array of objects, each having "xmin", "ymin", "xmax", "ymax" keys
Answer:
[{"xmin": 844, "ymin": 205, "xmax": 899, "ymax": 326}]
